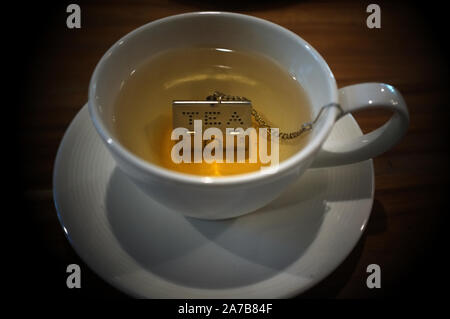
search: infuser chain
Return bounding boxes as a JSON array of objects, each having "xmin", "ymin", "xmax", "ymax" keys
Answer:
[{"xmin": 206, "ymin": 91, "xmax": 339, "ymax": 140}]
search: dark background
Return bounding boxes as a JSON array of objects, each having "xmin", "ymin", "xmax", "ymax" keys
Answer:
[{"xmin": 9, "ymin": 0, "xmax": 449, "ymax": 299}]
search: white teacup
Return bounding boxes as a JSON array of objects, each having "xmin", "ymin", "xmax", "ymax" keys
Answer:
[{"xmin": 89, "ymin": 12, "xmax": 409, "ymax": 220}]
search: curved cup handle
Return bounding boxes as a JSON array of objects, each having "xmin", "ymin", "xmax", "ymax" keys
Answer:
[{"xmin": 311, "ymin": 83, "xmax": 409, "ymax": 168}]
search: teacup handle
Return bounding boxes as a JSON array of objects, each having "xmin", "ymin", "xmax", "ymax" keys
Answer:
[{"xmin": 311, "ymin": 82, "xmax": 409, "ymax": 167}]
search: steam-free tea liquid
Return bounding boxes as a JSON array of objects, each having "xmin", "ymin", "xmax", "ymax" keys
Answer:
[{"xmin": 113, "ymin": 47, "xmax": 312, "ymax": 176}]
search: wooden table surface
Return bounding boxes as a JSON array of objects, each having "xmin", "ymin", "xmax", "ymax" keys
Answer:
[{"xmin": 16, "ymin": 0, "xmax": 449, "ymax": 299}]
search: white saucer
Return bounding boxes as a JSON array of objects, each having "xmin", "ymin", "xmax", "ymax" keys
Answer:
[{"xmin": 53, "ymin": 104, "xmax": 374, "ymax": 298}]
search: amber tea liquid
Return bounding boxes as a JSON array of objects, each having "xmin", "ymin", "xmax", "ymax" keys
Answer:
[{"xmin": 113, "ymin": 47, "xmax": 312, "ymax": 176}]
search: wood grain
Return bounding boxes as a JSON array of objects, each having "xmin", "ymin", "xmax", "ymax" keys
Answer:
[{"xmin": 17, "ymin": 0, "xmax": 449, "ymax": 298}]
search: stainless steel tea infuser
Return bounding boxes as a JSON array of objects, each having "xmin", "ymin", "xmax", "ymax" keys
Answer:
[{"xmin": 172, "ymin": 91, "xmax": 341, "ymax": 139}]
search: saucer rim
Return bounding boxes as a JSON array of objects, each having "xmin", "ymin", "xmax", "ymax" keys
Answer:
[{"xmin": 53, "ymin": 104, "xmax": 374, "ymax": 298}]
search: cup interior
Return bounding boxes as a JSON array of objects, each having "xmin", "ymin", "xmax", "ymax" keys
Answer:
[{"xmin": 89, "ymin": 12, "xmax": 339, "ymax": 179}]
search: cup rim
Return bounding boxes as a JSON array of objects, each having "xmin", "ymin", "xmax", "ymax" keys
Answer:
[{"xmin": 88, "ymin": 11, "xmax": 339, "ymax": 186}]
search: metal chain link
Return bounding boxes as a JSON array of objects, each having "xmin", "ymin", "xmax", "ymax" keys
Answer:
[{"xmin": 206, "ymin": 91, "xmax": 339, "ymax": 140}]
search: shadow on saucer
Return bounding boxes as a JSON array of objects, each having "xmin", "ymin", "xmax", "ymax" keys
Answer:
[
  {"xmin": 106, "ymin": 167, "xmax": 329, "ymax": 289},
  {"xmin": 106, "ymin": 164, "xmax": 372, "ymax": 292},
  {"xmin": 185, "ymin": 168, "xmax": 329, "ymax": 275},
  {"xmin": 105, "ymin": 169, "xmax": 226, "ymax": 268}
]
